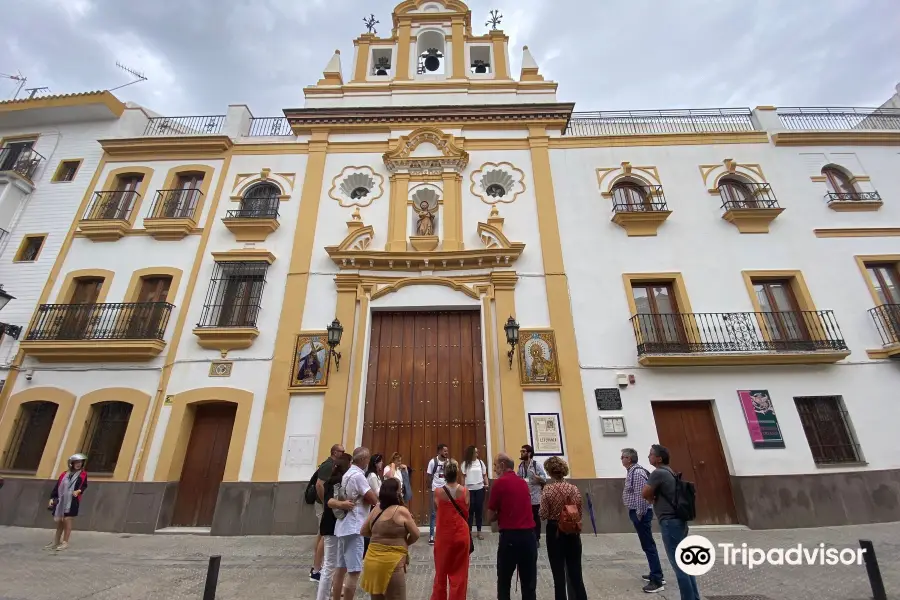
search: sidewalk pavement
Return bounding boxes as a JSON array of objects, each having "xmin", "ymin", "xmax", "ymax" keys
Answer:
[{"xmin": 0, "ymin": 521, "xmax": 897, "ymax": 599}]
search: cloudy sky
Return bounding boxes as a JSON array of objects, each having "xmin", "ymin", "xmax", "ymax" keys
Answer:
[{"xmin": 2, "ymin": 0, "xmax": 899, "ymax": 116}]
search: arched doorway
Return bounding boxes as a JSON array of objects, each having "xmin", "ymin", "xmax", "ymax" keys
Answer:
[{"xmin": 171, "ymin": 402, "xmax": 237, "ymax": 527}]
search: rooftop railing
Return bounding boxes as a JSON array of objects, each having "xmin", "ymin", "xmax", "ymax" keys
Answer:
[
  {"xmin": 565, "ymin": 108, "xmax": 756, "ymax": 136},
  {"xmin": 247, "ymin": 117, "xmax": 292, "ymax": 137},
  {"xmin": 777, "ymin": 107, "xmax": 900, "ymax": 130},
  {"xmin": 143, "ymin": 115, "xmax": 226, "ymax": 136}
]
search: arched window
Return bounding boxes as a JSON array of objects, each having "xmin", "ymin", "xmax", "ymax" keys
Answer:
[
  {"xmin": 80, "ymin": 401, "xmax": 134, "ymax": 474},
  {"xmin": 239, "ymin": 182, "xmax": 280, "ymax": 218},
  {"xmin": 611, "ymin": 181, "xmax": 651, "ymax": 211},
  {"xmin": 2, "ymin": 401, "xmax": 58, "ymax": 471},
  {"xmin": 822, "ymin": 166, "xmax": 856, "ymax": 195},
  {"xmin": 416, "ymin": 30, "xmax": 446, "ymax": 75},
  {"xmin": 718, "ymin": 177, "xmax": 757, "ymax": 208},
  {"xmin": 161, "ymin": 171, "xmax": 204, "ymax": 218}
]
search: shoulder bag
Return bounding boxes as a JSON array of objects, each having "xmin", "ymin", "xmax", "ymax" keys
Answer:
[{"xmin": 442, "ymin": 486, "xmax": 474, "ymax": 554}]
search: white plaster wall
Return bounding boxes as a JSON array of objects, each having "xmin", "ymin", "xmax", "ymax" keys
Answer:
[
  {"xmin": 279, "ymin": 393, "xmax": 325, "ymax": 481},
  {"xmin": 523, "ymin": 389, "xmax": 568, "ymax": 466},
  {"xmin": 550, "ymin": 142, "xmax": 900, "ymax": 478},
  {"xmin": 0, "ymin": 119, "xmax": 120, "ymax": 368}
]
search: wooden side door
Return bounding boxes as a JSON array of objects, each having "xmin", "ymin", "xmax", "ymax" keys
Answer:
[
  {"xmin": 651, "ymin": 401, "xmax": 737, "ymax": 525},
  {"xmin": 59, "ymin": 278, "xmax": 103, "ymax": 339},
  {"xmin": 171, "ymin": 403, "xmax": 236, "ymax": 527},
  {"xmin": 362, "ymin": 311, "xmax": 486, "ymax": 525}
]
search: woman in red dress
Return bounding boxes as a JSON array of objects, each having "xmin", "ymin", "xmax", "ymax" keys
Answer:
[{"xmin": 430, "ymin": 459, "xmax": 470, "ymax": 600}]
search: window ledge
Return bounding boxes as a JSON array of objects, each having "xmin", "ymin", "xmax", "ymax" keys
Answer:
[
  {"xmin": 611, "ymin": 210, "xmax": 672, "ymax": 236},
  {"xmin": 19, "ymin": 339, "xmax": 166, "ymax": 362},
  {"xmin": 143, "ymin": 217, "xmax": 198, "ymax": 240},
  {"xmin": 828, "ymin": 201, "xmax": 883, "ymax": 212},
  {"xmin": 77, "ymin": 219, "xmax": 131, "ymax": 242},
  {"xmin": 0, "ymin": 469, "xmax": 39, "ymax": 477},
  {"xmin": 221, "ymin": 216, "xmax": 280, "ymax": 242},
  {"xmin": 193, "ymin": 326, "xmax": 259, "ymax": 353},
  {"xmin": 722, "ymin": 207, "xmax": 784, "ymax": 233},
  {"xmin": 814, "ymin": 461, "xmax": 869, "ymax": 469}
]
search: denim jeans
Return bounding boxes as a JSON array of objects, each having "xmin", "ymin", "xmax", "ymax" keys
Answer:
[
  {"xmin": 468, "ymin": 487, "xmax": 486, "ymax": 532},
  {"xmin": 430, "ymin": 489, "xmax": 436, "ymax": 538},
  {"xmin": 659, "ymin": 518, "xmax": 701, "ymax": 600},
  {"xmin": 629, "ymin": 508, "xmax": 663, "ymax": 584}
]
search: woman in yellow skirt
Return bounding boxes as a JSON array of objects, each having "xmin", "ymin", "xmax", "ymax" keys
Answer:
[{"xmin": 359, "ymin": 478, "xmax": 420, "ymax": 599}]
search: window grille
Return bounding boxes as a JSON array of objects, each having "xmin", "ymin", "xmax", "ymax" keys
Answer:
[
  {"xmin": 79, "ymin": 401, "xmax": 133, "ymax": 474},
  {"xmin": 2, "ymin": 401, "xmax": 58, "ymax": 471},
  {"xmin": 197, "ymin": 262, "xmax": 268, "ymax": 328},
  {"xmin": 794, "ymin": 396, "xmax": 861, "ymax": 464}
]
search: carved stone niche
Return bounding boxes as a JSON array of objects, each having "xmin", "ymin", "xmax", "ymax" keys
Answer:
[{"xmin": 409, "ymin": 186, "xmax": 439, "ymax": 251}]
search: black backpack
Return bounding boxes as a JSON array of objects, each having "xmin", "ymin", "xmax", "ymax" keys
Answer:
[
  {"xmin": 304, "ymin": 468, "xmax": 320, "ymax": 505},
  {"xmin": 662, "ymin": 467, "xmax": 697, "ymax": 522}
]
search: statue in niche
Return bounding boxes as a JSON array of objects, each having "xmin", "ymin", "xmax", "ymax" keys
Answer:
[{"xmin": 415, "ymin": 200, "xmax": 436, "ymax": 236}]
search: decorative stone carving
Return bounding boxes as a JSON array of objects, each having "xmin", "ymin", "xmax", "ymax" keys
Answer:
[
  {"xmin": 383, "ymin": 127, "xmax": 469, "ymax": 175},
  {"xmin": 470, "ymin": 162, "xmax": 526, "ymax": 204},
  {"xmin": 329, "ymin": 166, "xmax": 385, "ymax": 207}
]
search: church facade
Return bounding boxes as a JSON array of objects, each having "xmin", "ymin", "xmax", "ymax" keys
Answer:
[{"xmin": 2, "ymin": 0, "xmax": 900, "ymax": 534}]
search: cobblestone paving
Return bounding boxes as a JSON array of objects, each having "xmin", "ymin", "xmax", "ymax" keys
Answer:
[{"xmin": 0, "ymin": 522, "xmax": 897, "ymax": 600}]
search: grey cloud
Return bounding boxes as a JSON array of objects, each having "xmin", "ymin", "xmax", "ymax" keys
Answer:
[{"xmin": 1, "ymin": 0, "xmax": 898, "ymax": 116}]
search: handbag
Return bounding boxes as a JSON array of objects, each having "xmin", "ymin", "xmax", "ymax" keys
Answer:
[{"xmin": 442, "ymin": 486, "xmax": 475, "ymax": 554}]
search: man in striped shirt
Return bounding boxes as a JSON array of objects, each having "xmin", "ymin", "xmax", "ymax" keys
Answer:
[{"xmin": 621, "ymin": 448, "xmax": 665, "ymax": 594}]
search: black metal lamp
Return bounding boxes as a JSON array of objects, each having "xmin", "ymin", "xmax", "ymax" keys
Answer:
[
  {"xmin": 0, "ymin": 285, "xmax": 14, "ymax": 312},
  {"xmin": 504, "ymin": 316, "xmax": 520, "ymax": 369},
  {"xmin": 326, "ymin": 318, "xmax": 344, "ymax": 372}
]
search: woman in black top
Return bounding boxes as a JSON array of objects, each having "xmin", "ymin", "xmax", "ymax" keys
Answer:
[{"xmin": 317, "ymin": 453, "xmax": 353, "ymax": 600}]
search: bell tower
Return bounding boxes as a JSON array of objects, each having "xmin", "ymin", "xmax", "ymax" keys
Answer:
[{"xmin": 303, "ymin": 0, "xmax": 558, "ymax": 107}]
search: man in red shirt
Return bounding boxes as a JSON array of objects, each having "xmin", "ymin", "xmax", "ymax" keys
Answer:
[{"xmin": 487, "ymin": 452, "xmax": 537, "ymax": 600}]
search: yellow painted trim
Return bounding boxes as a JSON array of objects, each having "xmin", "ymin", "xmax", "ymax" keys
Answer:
[
  {"xmin": 828, "ymin": 201, "xmax": 883, "ymax": 212},
  {"xmin": 123, "ymin": 266, "xmax": 184, "ymax": 304},
  {"xmin": 12, "ymin": 233, "xmax": 48, "ymax": 263},
  {"xmin": 370, "ymin": 276, "xmax": 480, "ymax": 300},
  {"xmin": 154, "ymin": 387, "xmax": 253, "ymax": 483},
  {"xmin": 0, "ymin": 91, "xmax": 124, "ymax": 117},
  {"xmin": 19, "ymin": 339, "xmax": 166, "ymax": 362},
  {"xmin": 722, "ymin": 207, "xmax": 784, "ymax": 234},
  {"xmin": 480, "ymin": 291, "xmax": 502, "ymax": 460},
  {"xmin": 253, "ymin": 131, "xmax": 330, "ymax": 481},
  {"xmin": 222, "ymin": 217, "xmax": 280, "ymax": 241},
  {"xmin": 742, "ymin": 269, "xmax": 817, "ymax": 313},
  {"xmin": 98, "ymin": 136, "xmax": 233, "ymax": 159},
  {"xmin": 0, "ymin": 387, "xmax": 76, "ymax": 478},
  {"xmin": 491, "ymin": 271, "xmax": 524, "ymax": 457},
  {"xmin": 622, "ymin": 272, "xmax": 695, "ymax": 316},
  {"xmin": 451, "ymin": 17, "xmax": 466, "ymax": 79},
  {"xmin": 867, "ymin": 345, "xmax": 900, "ymax": 359},
  {"xmin": 597, "ymin": 164, "xmax": 662, "ymax": 194},
  {"xmin": 550, "ymin": 131, "xmax": 769, "ymax": 149},
  {"xmin": 154, "ymin": 163, "xmax": 216, "ymax": 221},
  {"xmin": 231, "ymin": 171, "xmax": 295, "ymax": 201},
  {"xmin": 55, "ymin": 268, "xmax": 115, "ymax": 303},
  {"xmin": 133, "ymin": 151, "xmax": 234, "ymax": 482},
  {"xmin": 75, "ymin": 227, "xmax": 203, "ymax": 238},
  {"xmin": 854, "ymin": 255, "xmax": 900, "ymax": 307},
  {"xmin": 490, "ymin": 30, "xmax": 509, "ymax": 79},
  {"xmin": 639, "ymin": 351, "xmax": 850, "ymax": 367},
  {"xmin": 318, "ymin": 274, "xmax": 361, "ymax": 462},
  {"xmin": 353, "ymin": 35, "xmax": 373, "ymax": 82},
  {"xmin": 56, "ymin": 388, "xmax": 151, "ymax": 480},
  {"xmin": 89, "ymin": 165, "xmax": 155, "ymax": 228},
  {"xmin": 772, "ymin": 131, "xmax": 900, "ymax": 146},
  {"xmin": 814, "ymin": 228, "xmax": 900, "ymax": 238},
  {"xmin": 50, "ymin": 158, "xmax": 84, "ymax": 183},
  {"xmin": 211, "ymin": 249, "xmax": 276, "ymax": 264},
  {"xmin": 441, "ymin": 172, "xmax": 463, "ymax": 250},
  {"xmin": 192, "ymin": 327, "xmax": 259, "ymax": 352},
  {"xmin": 386, "ymin": 173, "xmax": 410, "ymax": 251},
  {"xmin": 395, "ymin": 21, "xmax": 412, "ymax": 81},
  {"xmin": 528, "ymin": 126, "xmax": 595, "ymax": 478},
  {"xmin": 611, "ymin": 210, "xmax": 672, "ymax": 236},
  {"xmin": 343, "ymin": 287, "xmax": 371, "ymax": 448}
]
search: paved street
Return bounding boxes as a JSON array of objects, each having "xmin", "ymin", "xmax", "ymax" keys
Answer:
[{"xmin": 0, "ymin": 522, "xmax": 897, "ymax": 600}]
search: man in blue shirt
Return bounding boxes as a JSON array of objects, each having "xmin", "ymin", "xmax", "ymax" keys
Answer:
[{"xmin": 517, "ymin": 444, "xmax": 547, "ymax": 548}]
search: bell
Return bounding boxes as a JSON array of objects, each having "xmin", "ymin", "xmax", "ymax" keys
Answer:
[
  {"xmin": 473, "ymin": 61, "xmax": 488, "ymax": 74},
  {"xmin": 424, "ymin": 54, "xmax": 441, "ymax": 72},
  {"xmin": 376, "ymin": 68, "xmax": 388, "ymax": 76}
]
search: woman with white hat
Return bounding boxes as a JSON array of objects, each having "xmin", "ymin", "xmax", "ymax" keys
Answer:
[{"xmin": 46, "ymin": 453, "xmax": 88, "ymax": 551}]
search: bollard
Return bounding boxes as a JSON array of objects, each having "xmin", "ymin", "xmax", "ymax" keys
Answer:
[
  {"xmin": 203, "ymin": 555, "xmax": 222, "ymax": 600},
  {"xmin": 859, "ymin": 540, "xmax": 886, "ymax": 600}
]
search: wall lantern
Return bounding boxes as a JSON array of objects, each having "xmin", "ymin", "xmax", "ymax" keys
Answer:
[
  {"xmin": 0, "ymin": 285, "xmax": 14, "ymax": 312},
  {"xmin": 326, "ymin": 318, "xmax": 344, "ymax": 373},
  {"xmin": 504, "ymin": 316, "xmax": 520, "ymax": 369}
]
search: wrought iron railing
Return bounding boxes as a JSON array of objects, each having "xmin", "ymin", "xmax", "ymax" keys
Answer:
[
  {"xmin": 777, "ymin": 107, "xmax": 900, "ymax": 130},
  {"xmin": 868, "ymin": 304, "xmax": 900, "ymax": 346},
  {"xmin": 611, "ymin": 185, "xmax": 668, "ymax": 212},
  {"xmin": 148, "ymin": 188, "xmax": 202, "ymax": 219},
  {"xmin": 247, "ymin": 117, "xmax": 292, "ymax": 136},
  {"xmin": 630, "ymin": 311, "xmax": 847, "ymax": 355},
  {"xmin": 83, "ymin": 190, "xmax": 140, "ymax": 221},
  {"xmin": 143, "ymin": 115, "xmax": 226, "ymax": 136},
  {"xmin": 26, "ymin": 302, "xmax": 174, "ymax": 341},
  {"xmin": 825, "ymin": 191, "xmax": 882, "ymax": 204},
  {"xmin": 197, "ymin": 262, "xmax": 267, "ymax": 328},
  {"xmin": 224, "ymin": 197, "xmax": 280, "ymax": 219},
  {"xmin": 719, "ymin": 182, "xmax": 779, "ymax": 210},
  {"xmin": 0, "ymin": 146, "xmax": 45, "ymax": 180},
  {"xmin": 0, "ymin": 227, "xmax": 8, "ymax": 248},
  {"xmin": 565, "ymin": 108, "xmax": 756, "ymax": 136}
]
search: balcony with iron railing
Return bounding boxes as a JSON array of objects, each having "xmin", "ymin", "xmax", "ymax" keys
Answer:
[
  {"xmin": 868, "ymin": 304, "xmax": 900, "ymax": 357},
  {"xmin": 0, "ymin": 146, "xmax": 45, "ymax": 182},
  {"xmin": 20, "ymin": 302, "xmax": 174, "ymax": 361},
  {"xmin": 143, "ymin": 188, "xmax": 203, "ymax": 240},
  {"xmin": 630, "ymin": 310, "xmax": 849, "ymax": 366},
  {"xmin": 143, "ymin": 115, "xmax": 226, "ymax": 136},
  {"xmin": 222, "ymin": 197, "xmax": 281, "ymax": 241},
  {"xmin": 564, "ymin": 108, "xmax": 757, "ymax": 137},
  {"xmin": 772, "ymin": 107, "xmax": 900, "ymax": 145},
  {"xmin": 609, "ymin": 185, "xmax": 671, "ymax": 236},
  {"xmin": 718, "ymin": 182, "xmax": 784, "ymax": 233},
  {"xmin": 825, "ymin": 190, "xmax": 883, "ymax": 212},
  {"xmin": 247, "ymin": 117, "xmax": 293, "ymax": 137},
  {"xmin": 78, "ymin": 190, "xmax": 140, "ymax": 241}
]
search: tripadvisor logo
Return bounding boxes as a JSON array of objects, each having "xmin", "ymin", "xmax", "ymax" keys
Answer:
[{"xmin": 676, "ymin": 535, "xmax": 867, "ymax": 576}]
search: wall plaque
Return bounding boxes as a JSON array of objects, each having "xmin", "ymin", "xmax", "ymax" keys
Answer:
[
  {"xmin": 528, "ymin": 413, "xmax": 564, "ymax": 456},
  {"xmin": 738, "ymin": 390, "xmax": 785, "ymax": 449},
  {"xmin": 595, "ymin": 388, "xmax": 622, "ymax": 410}
]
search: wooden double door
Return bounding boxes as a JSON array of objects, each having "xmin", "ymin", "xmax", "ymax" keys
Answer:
[
  {"xmin": 171, "ymin": 403, "xmax": 236, "ymax": 527},
  {"xmin": 651, "ymin": 401, "xmax": 738, "ymax": 525},
  {"xmin": 361, "ymin": 311, "xmax": 488, "ymax": 525}
]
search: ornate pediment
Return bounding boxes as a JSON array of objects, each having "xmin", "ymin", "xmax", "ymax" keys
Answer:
[{"xmin": 383, "ymin": 127, "xmax": 469, "ymax": 175}]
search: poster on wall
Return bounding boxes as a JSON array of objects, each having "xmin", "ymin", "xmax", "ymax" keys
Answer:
[
  {"xmin": 528, "ymin": 413, "xmax": 564, "ymax": 456},
  {"xmin": 737, "ymin": 389, "xmax": 785, "ymax": 449},
  {"xmin": 289, "ymin": 332, "xmax": 331, "ymax": 389}
]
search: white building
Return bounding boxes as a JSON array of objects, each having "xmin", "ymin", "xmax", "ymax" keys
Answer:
[{"xmin": 1, "ymin": 0, "xmax": 899, "ymax": 534}]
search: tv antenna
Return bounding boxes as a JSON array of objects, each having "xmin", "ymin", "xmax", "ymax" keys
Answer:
[
  {"xmin": 108, "ymin": 62, "xmax": 148, "ymax": 92},
  {"xmin": 24, "ymin": 87, "xmax": 51, "ymax": 99},
  {"xmin": 0, "ymin": 71, "xmax": 27, "ymax": 99}
]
